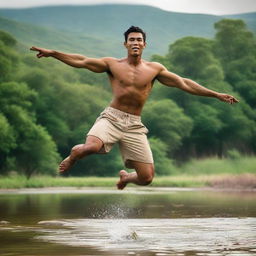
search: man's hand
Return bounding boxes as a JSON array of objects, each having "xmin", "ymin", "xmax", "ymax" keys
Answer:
[
  {"xmin": 30, "ymin": 46, "xmax": 54, "ymax": 58},
  {"xmin": 216, "ymin": 93, "xmax": 239, "ymax": 104}
]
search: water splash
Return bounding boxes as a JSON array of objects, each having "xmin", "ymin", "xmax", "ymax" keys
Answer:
[
  {"xmin": 107, "ymin": 218, "xmax": 138, "ymax": 241},
  {"xmin": 90, "ymin": 203, "xmax": 132, "ymax": 219},
  {"xmin": 1, "ymin": 217, "xmax": 255, "ymax": 255},
  {"xmin": 34, "ymin": 217, "xmax": 256, "ymax": 255},
  {"xmin": 90, "ymin": 203, "xmax": 139, "ymax": 241}
]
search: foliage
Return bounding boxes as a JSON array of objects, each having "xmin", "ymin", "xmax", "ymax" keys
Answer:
[
  {"xmin": 143, "ymin": 99, "xmax": 193, "ymax": 153},
  {"xmin": 150, "ymin": 19, "xmax": 256, "ymax": 160},
  {"xmin": 0, "ymin": 30, "xmax": 16, "ymax": 46},
  {"xmin": 0, "ymin": 36, "xmax": 60, "ymax": 178},
  {"xmin": 149, "ymin": 137, "xmax": 176, "ymax": 175},
  {"xmin": 0, "ymin": 18, "xmax": 256, "ymax": 178},
  {"xmin": 0, "ymin": 82, "xmax": 60, "ymax": 178},
  {"xmin": 214, "ymin": 19, "xmax": 256, "ymax": 109}
]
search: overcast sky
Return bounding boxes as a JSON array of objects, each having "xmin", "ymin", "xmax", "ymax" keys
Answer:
[{"xmin": 0, "ymin": 0, "xmax": 255, "ymax": 15}]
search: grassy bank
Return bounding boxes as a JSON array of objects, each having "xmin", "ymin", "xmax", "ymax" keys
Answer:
[
  {"xmin": 0, "ymin": 173, "xmax": 255, "ymax": 189},
  {"xmin": 0, "ymin": 174, "xmax": 207, "ymax": 189},
  {"xmin": 0, "ymin": 157, "xmax": 255, "ymax": 189},
  {"xmin": 178, "ymin": 156, "xmax": 256, "ymax": 175}
]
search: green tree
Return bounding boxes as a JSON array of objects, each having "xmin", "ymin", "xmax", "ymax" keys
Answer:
[
  {"xmin": 149, "ymin": 137, "xmax": 176, "ymax": 175},
  {"xmin": 0, "ymin": 113, "xmax": 16, "ymax": 171},
  {"xmin": 167, "ymin": 37, "xmax": 224, "ymax": 83},
  {"xmin": 184, "ymin": 102, "xmax": 223, "ymax": 156},
  {"xmin": 150, "ymin": 20, "xmax": 256, "ymax": 159},
  {"xmin": 0, "ymin": 113, "xmax": 16, "ymax": 153},
  {"xmin": 214, "ymin": 19, "xmax": 256, "ymax": 105},
  {"xmin": 212, "ymin": 101, "xmax": 256, "ymax": 157},
  {"xmin": 143, "ymin": 99, "xmax": 193, "ymax": 154},
  {"xmin": 0, "ymin": 31, "xmax": 19, "ymax": 83},
  {"xmin": 213, "ymin": 19, "xmax": 256, "ymax": 155},
  {"xmin": 235, "ymin": 80, "xmax": 256, "ymax": 108},
  {"xmin": 0, "ymin": 30, "xmax": 17, "ymax": 47},
  {"xmin": 0, "ymin": 82, "xmax": 60, "ymax": 177},
  {"xmin": 17, "ymin": 67, "xmax": 71, "ymax": 152},
  {"xmin": 14, "ymin": 119, "xmax": 61, "ymax": 178},
  {"xmin": 151, "ymin": 36, "xmax": 226, "ymax": 110},
  {"xmin": 214, "ymin": 19, "xmax": 256, "ymax": 65}
]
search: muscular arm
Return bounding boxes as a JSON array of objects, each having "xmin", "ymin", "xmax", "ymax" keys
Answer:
[
  {"xmin": 156, "ymin": 66, "xmax": 239, "ymax": 104},
  {"xmin": 30, "ymin": 46, "xmax": 109, "ymax": 73}
]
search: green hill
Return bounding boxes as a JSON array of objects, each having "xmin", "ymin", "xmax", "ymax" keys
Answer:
[
  {"xmin": 0, "ymin": 16, "xmax": 121, "ymax": 57},
  {"xmin": 0, "ymin": 4, "xmax": 255, "ymax": 58}
]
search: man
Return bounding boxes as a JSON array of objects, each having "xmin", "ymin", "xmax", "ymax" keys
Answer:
[{"xmin": 30, "ymin": 26, "xmax": 238, "ymax": 189}]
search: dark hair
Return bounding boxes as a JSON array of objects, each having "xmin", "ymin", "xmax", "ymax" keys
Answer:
[{"xmin": 124, "ymin": 26, "xmax": 146, "ymax": 42}]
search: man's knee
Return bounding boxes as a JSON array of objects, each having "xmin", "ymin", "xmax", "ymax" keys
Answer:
[
  {"xmin": 140, "ymin": 174, "xmax": 153, "ymax": 186},
  {"xmin": 138, "ymin": 164, "xmax": 154, "ymax": 186}
]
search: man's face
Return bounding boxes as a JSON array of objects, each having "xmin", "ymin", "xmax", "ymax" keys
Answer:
[{"xmin": 124, "ymin": 32, "xmax": 146, "ymax": 57}]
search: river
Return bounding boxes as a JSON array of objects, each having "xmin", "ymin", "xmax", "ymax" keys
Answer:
[{"xmin": 0, "ymin": 187, "xmax": 255, "ymax": 255}]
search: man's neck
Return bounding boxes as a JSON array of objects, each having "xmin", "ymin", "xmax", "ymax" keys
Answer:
[{"xmin": 127, "ymin": 54, "xmax": 143, "ymax": 66}]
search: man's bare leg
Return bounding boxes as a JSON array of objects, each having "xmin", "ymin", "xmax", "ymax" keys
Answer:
[
  {"xmin": 59, "ymin": 136, "xmax": 103, "ymax": 173},
  {"xmin": 117, "ymin": 161, "xmax": 154, "ymax": 189}
]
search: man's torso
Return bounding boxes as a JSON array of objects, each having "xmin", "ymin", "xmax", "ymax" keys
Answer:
[{"xmin": 105, "ymin": 58, "xmax": 161, "ymax": 115}]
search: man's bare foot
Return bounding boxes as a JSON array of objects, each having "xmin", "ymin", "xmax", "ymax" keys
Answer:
[
  {"xmin": 59, "ymin": 156, "xmax": 76, "ymax": 173},
  {"xmin": 116, "ymin": 170, "xmax": 129, "ymax": 190}
]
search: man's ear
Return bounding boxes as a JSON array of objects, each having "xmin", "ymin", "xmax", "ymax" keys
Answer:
[
  {"xmin": 124, "ymin": 41, "xmax": 128, "ymax": 48},
  {"xmin": 143, "ymin": 42, "xmax": 147, "ymax": 48}
]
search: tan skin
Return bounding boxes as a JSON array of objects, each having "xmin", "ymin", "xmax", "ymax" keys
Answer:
[{"xmin": 30, "ymin": 32, "xmax": 238, "ymax": 189}]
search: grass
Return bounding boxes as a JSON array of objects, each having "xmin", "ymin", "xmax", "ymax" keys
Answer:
[
  {"xmin": 0, "ymin": 173, "xmax": 255, "ymax": 189},
  {"xmin": 0, "ymin": 174, "xmax": 207, "ymax": 189},
  {"xmin": 0, "ymin": 175, "xmax": 117, "ymax": 189},
  {"xmin": 178, "ymin": 156, "xmax": 256, "ymax": 175},
  {"xmin": 0, "ymin": 156, "xmax": 255, "ymax": 189}
]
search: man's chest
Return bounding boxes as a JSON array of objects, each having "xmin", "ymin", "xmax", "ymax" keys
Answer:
[{"xmin": 109, "ymin": 63, "xmax": 157, "ymax": 88}]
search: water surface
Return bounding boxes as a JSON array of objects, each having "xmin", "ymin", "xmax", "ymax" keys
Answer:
[{"xmin": 0, "ymin": 188, "xmax": 255, "ymax": 255}]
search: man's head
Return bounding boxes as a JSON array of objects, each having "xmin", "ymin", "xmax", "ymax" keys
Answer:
[
  {"xmin": 124, "ymin": 26, "xmax": 146, "ymax": 43},
  {"xmin": 124, "ymin": 26, "xmax": 146, "ymax": 57}
]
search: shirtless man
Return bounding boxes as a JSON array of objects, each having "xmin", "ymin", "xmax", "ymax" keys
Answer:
[{"xmin": 30, "ymin": 26, "xmax": 238, "ymax": 189}]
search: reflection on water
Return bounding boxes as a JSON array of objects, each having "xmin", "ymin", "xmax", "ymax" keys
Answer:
[{"xmin": 0, "ymin": 189, "xmax": 256, "ymax": 255}]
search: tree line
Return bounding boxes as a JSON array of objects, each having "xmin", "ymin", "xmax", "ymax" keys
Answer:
[{"xmin": 0, "ymin": 19, "xmax": 255, "ymax": 178}]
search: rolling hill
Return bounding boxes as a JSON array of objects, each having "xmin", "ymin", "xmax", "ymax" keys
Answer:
[{"xmin": 0, "ymin": 4, "xmax": 255, "ymax": 58}]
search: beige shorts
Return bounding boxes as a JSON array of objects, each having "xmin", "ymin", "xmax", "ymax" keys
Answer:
[{"xmin": 87, "ymin": 107, "xmax": 154, "ymax": 168}]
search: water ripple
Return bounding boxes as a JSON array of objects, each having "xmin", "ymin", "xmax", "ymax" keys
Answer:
[{"xmin": 35, "ymin": 217, "xmax": 256, "ymax": 255}]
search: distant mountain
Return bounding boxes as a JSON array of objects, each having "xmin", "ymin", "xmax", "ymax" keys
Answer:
[
  {"xmin": 0, "ymin": 4, "xmax": 255, "ymax": 58},
  {"xmin": 0, "ymin": 15, "xmax": 122, "ymax": 57}
]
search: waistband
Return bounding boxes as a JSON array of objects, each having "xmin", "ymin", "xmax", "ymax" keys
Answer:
[{"xmin": 105, "ymin": 107, "xmax": 141, "ymax": 121}]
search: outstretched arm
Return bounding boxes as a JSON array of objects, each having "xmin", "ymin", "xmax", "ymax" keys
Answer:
[
  {"xmin": 156, "ymin": 66, "xmax": 239, "ymax": 104},
  {"xmin": 30, "ymin": 46, "xmax": 110, "ymax": 73}
]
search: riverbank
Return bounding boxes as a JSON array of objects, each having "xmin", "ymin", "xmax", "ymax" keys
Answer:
[{"xmin": 0, "ymin": 173, "xmax": 255, "ymax": 190}]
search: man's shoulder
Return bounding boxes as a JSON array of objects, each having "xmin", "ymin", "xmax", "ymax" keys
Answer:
[
  {"xmin": 145, "ymin": 61, "xmax": 165, "ymax": 71},
  {"xmin": 102, "ymin": 57, "xmax": 129, "ymax": 66},
  {"xmin": 101, "ymin": 57, "xmax": 118, "ymax": 62}
]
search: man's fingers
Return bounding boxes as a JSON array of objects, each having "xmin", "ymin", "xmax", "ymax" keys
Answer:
[
  {"xmin": 30, "ymin": 46, "xmax": 44, "ymax": 58},
  {"xmin": 226, "ymin": 96, "xmax": 239, "ymax": 104},
  {"xmin": 230, "ymin": 97, "xmax": 239, "ymax": 104},
  {"xmin": 221, "ymin": 94, "xmax": 239, "ymax": 104},
  {"xmin": 30, "ymin": 46, "xmax": 50, "ymax": 58},
  {"xmin": 37, "ymin": 53, "xmax": 44, "ymax": 58},
  {"xmin": 30, "ymin": 46, "xmax": 38, "ymax": 51}
]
